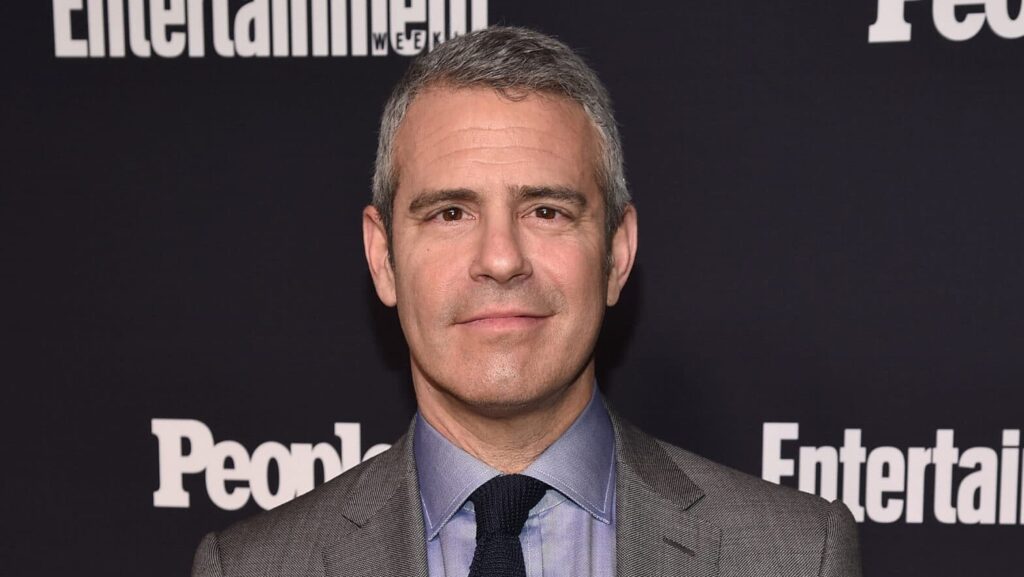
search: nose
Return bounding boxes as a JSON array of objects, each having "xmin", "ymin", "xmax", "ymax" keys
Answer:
[{"xmin": 469, "ymin": 214, "xmax": 532, "ymax": 284}]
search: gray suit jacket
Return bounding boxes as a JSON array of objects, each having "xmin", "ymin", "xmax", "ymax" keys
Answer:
[{"xmin": 192, "ymin": 411, "xmax": 861, "ymax": 577}]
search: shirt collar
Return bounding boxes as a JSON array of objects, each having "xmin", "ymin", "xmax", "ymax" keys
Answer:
[{"xmin": 413, "ymin": 387, "xmax": 616, "ymax": 539}]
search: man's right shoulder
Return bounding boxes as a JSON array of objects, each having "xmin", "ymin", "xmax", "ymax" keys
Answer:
[{"xmin": 191, "ymin": 432, "xmax": 415, "ymax": 577}]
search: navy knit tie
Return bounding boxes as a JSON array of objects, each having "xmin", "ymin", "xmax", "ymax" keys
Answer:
[{"xmin": 467, "ymin": 474, "xmax": 549, "ymax": 577}]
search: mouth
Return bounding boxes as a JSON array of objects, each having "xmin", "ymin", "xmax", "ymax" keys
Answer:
[{"xmin": 455, "ymin": 310, "xmax": 552, "ymax": 330}]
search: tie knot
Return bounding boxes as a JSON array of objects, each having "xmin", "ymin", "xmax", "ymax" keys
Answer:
[{"xmin": 469, "ymin": 474, "xmax": 549, "ymax": 537}]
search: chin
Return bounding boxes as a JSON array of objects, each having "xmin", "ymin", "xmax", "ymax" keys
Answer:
[
  {"xmin": 453, "ymin": 368, "xmax": 583, "ymax": 418},
  {"xmin": 459, "ymin": 380, "xmax": 549, "ymax": 413},
  {"xmin": 412, "ymin": 349, "xmax": 592, "ymax": 417}
]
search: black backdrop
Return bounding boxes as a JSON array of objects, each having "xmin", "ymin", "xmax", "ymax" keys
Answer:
[{"xmin": 3, "ymin": 1, "xmax": 1023, "ymax": 575}]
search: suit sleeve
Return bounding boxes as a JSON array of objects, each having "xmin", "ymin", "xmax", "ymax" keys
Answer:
[
  {"xmin": 191, "ymin": 532, "xmax": 225, "ymax": 577},
  {"xmin": 819, "ymin": 500, "xmax": 862, "ymax": 577}
]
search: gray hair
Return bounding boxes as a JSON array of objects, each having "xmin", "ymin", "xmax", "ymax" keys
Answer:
[{"xmin": 372, "ymin": 26, "xmax": 630, "ymax": 249}]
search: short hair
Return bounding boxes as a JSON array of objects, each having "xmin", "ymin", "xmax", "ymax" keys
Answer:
[{"xmin": 372, "ymin": 26, "xmax": 630, "ymax": 249}]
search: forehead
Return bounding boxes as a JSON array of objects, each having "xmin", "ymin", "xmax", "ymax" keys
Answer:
[{"xmin": 392, "ymin": 86, "xmax": 602, "ymax": 199}]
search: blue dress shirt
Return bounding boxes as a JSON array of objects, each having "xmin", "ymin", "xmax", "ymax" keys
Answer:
[{"xmin": 413, "ymin": 389, "xmax": 617, "ymax": 577}]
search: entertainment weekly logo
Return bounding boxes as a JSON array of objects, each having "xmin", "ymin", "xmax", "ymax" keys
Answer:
[
  {"xmin": 52, "ymin": 0, "xmax": 487, "ymax": 58},
  {"xmin": 869, "ymin": 0, "xmax": 1024, "ymax": 42},
  {"xmin": 763, "ymin": 423, "xmax": 1024, "ymax": 525},
  {"xmin": 152, "ymin": 419, "xmax": 391, "ymax": 510}
]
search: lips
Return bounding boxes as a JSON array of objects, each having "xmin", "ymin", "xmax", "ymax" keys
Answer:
[
  {"xmin": 455, "ymin": 309, "xmax": 552, "ymax": 329},
  {"xmin": 459, "ymin": 309, "xmax": 547, "ymax": 322}
]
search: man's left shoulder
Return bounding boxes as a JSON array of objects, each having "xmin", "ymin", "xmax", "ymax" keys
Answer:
[
  {"xmin": 654, "ymin": 436, "xmax": 862, "ymax": 577},
  {"xmin": 611, "ymin": 413, "xmax": 861, "ymax": 577},
  {"xmin": 611, "ymin": 411, "xmax": 851, "ymax": 527},
  {"xmin": 656, "ymin": 436, "xmax": 851, "ymax": 526}
]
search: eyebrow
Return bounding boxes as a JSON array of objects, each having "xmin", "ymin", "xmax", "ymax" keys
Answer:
[
  {"xmin": 406, "ymin": 185, "xmax": 589, "ymax": 214},
  {"xmin": 513, "ymin": 185, "xmax": 589, "ymax": 208},
  {"xmin": 407, "ymin": 188, "xmax": 480, "ymax": 213}
]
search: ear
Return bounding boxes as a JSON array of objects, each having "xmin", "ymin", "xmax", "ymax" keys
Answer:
[
  {"xmin": 606, "ymin": 203, "xmax": 638, "ymax": 307},
  {"xmin": 363, "ymin": 205, "xmax": 397, "ymax": 307}
]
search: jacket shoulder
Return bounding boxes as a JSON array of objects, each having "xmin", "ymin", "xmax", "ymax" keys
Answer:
[
  {"xmin": 611, "ymin": 413, "xmax": 861, "ymax": 577},
  {"xmin": 193, "ymin": 432, "xmax": 414, "ymax": 577},
  {"xmin": 658, "ymin": 437, "xmax": 830, "ymax": 518},
  {"xmin": 655, "ymin": 436, "xmax": 862, "ymax": 577}
]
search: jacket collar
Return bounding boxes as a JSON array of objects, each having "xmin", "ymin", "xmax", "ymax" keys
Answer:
[
  {"xmin": 610, "ymin": 408, "xmax": 722, "ymax": 577},
  {"xmin": 323, "ymin": 420, "xmax": 429, "ymax": 577},
  {"xmin": 323, "ymin": 405, "xmax": 721, "ymax": 577}
]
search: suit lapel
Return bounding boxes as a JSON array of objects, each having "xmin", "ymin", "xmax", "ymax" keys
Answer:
[
  {"xmin": 323, "ymin": 425, "xmax": 429, "ymax": 577},
  {"xmin": 612, "ymin": 412, "xmax": 722, "ymax": 577},
  {"xmin": 319, "ymin": 409, "xmax": 719, "ymax": 577}
]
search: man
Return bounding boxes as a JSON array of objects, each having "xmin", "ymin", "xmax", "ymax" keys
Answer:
[{"xmin": 192, "ymin": 26, "xmax": 861, "ymax": 577}]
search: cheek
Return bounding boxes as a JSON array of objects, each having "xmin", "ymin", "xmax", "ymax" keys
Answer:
[
  {"xmin": 395, "ymin": 248, "xmax": 460, "ymax": 325},
  {"xmin": 536, "ymin": 243, "xmax": 608, "ymax": 309}
]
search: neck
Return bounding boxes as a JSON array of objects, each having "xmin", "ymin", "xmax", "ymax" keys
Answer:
[{"xmin": 413, "ymin": 367, "xmax": 595, "ymax": 474}]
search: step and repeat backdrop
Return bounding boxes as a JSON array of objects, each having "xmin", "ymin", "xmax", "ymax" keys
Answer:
[{"xmin": 3, "ymin": 1, "xmax": 1023, "ymax": 575}]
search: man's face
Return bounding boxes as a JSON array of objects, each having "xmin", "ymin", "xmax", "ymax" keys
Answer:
[{"xmin": 364, "ymin": 87, "xmax": 636, "ymax": 417}]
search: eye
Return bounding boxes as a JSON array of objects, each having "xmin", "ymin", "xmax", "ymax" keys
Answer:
[
  {"xmin": 440, "ymin": 207, "xmax": 464, "ymax": 221},
  {"xmin": 534, "ymin": 207, "xmax": 558, "ymax": 220}
]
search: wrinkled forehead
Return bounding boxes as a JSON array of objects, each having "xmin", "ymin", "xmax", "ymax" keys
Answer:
[{"xmin": 391, "ymin": 86, "xmax": 604, "ymax": 194}]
